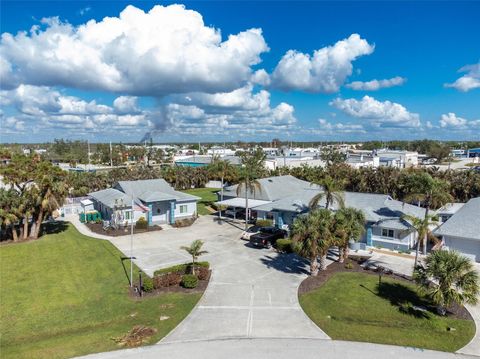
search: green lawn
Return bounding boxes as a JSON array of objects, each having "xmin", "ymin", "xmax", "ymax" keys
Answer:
[
  {"xmin": 182, "ymin": 188, "xmax": 219, "ymax": 215},
  {"xmin": 299, "ymin": 272, "xmax": 475, "ymax": 352},
  {"xmin": 0, "ymin": 223, "xmax": 202, "ymax": 359}
]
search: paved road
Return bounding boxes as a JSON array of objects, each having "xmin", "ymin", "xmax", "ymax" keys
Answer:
[{"xmin": 77, "ymin": 338, "xmax": 478, "ymax": 359}]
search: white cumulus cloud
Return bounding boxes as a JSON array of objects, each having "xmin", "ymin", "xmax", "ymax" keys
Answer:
[
  {"xmin": 318, "ymin": 118, "xmax": 365, "ymax": 133},
  {"xmin": 270, "ymin": 34, "xmax": 374, "ymax": 93},
  {"xmin": 346, "ymin": 76, "xmax": 406, "ymax": 91},
  {"xmin": 444, "ymin": 63, "xmax": 480, "ymax": 92},
  {"xmin": 0, "ymin": 4, "xmax": 269, "ymax": 96},
  {"xmin": 440, "ymin": 113, "xmax": 479, "ymax": 129},
  {"xmin": 330, "ymin": 95, "xmax": 420, "ymax": 128}
]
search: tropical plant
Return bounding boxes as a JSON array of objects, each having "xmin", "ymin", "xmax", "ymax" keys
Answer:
[
  {"xmin": 309, "ymin": 175, "xmax": 345, "ymax": 210},
  {"xmin": 237, "ymin": 149, "xmax": 266, "ymax": 229},
  {"xmin": 290, "ymin": 209, "xmax": 334, "ymax": 275},
  {"xmin": 414, "ymin": 250, "xmax": 479, "ymax": 315},
  {"xmin": 403, "ymin": 173, "xmax": 453, "ymax": 265},
  {"xmin": 209, "ymin": 156, "xmax": 236, "ymax": 218},
  {"xmin": 333, "ymin": 207, "xmax": 366, "ymax": 263},
  {"xmin": 180, "ymin": 240, "xmax": 208, "ymax": 275},
  {"xmin": 402, "ymin": 213, "xmax": 440, "ymax": 259}
]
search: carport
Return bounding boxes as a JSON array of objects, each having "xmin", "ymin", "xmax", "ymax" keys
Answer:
[{"xmin": 214, "ymin": 198, "xmax": 271, "ymax": 220}]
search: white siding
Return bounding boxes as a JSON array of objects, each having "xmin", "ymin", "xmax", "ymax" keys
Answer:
[
  {"xmin": 444, "ymin": 235, "xmax": 480, "ymax": 262},
  {"xmin": 175, "ymin": 200, "xmax": 197, "ymax": 218}
]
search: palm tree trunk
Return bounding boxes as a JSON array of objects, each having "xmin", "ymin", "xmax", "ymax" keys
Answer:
[
  {"xmin": 192, "ymin": 256, "xmax": 196, "ymax": 275},
  {"xmin": 319, "ymin": 253, "xmax": 328, "ymax": 271},
  {"xmin": 33, "ymin": 210, "xmax": 44, "ymax": 239},
  {"xmin": 422, "ymin": 207, "xmax": 430, "ymax": 256},
  {"xmin": 12, "ymin": 225, "xmax": 18, "ymax": 242},
  {"xmin": 310, "ymin": 257, "xmax": 319, "ymax": 276},
  {"xmin": 23, "ymin": 215, "xmax": 29, "ymax": 240}
]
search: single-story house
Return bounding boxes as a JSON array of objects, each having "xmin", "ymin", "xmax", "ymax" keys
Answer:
[
  {"xmin": 89, "ymin": 179, "xmax": 199, "ymax": 227},
  {"xmin": 217, "ymin": 175, "xmax": 426, "ymax": 251},
  {"xmin": 434, "ymin": 197, "xmax": 480, "ymax": 262}
]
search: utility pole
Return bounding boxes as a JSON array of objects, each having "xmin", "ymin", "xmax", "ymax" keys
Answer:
[
  {"xmin": 87, "ymin": 140, "xmax": 91, "ymax": 171},
  {"xmin": 130, "ymin": 197, "xmax": 134, "ymax": 288},
  {"xmin": 110, "ymin": 141, "xmax": 113, "ymax": 167}
]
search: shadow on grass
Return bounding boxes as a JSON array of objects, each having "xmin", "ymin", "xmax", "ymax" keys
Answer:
[
  {"xmin": 40, "ymin": 221, "xmax": 69, "ymax": 236},
  {"xmin": 259, "ymin": 252, "xmax": 310, "ymax": 275},
  {"xmin": 376, "ymin": 281, "xmax": 432, "ymax": 319}
]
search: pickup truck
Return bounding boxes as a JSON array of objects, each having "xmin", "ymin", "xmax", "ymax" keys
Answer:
[{"xmin": 249, "ymin": 227, "xmax": 287, "ymax": 248}]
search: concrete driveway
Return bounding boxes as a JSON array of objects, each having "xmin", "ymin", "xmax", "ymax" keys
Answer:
[{"xmin": 72, "ymin": 215, "xmax": 328, "ymax": 340}]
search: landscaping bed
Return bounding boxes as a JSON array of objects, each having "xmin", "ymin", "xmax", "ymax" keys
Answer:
[
  {"xmin": 86, "ymin": 222, "xmax": 163, "ymax": 237},
  {"xmin": 299, "ymin": 263, "xmax": 475, "ymax": 352}
]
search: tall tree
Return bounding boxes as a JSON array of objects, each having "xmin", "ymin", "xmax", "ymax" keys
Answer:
[
  {"xmin": 333, "ymin": 207, "xmax": 365, "ymax": 263},
  {"xmin": 403, "ymin": 173, "xmax": 453, "ymax": 265},
  {"xmin": 209, "ymin": 156, "xmax": 236, "ymax": 218},
  {"xmin": 309, "ymin": 175, "xmax": 345, "ymax": 210},
  {"xmin": 290, "ymin": 209, "xmax": 333, "ymax": 274},
  {"xmin": 414, "ymin": 250, "xmax": 479, "ymax": 316},
  {"xmin": 238, "ymin": 149, "xmax": 266, "ymax": 229}
]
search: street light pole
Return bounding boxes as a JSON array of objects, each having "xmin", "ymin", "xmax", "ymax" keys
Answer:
[{"xmin": 130, "ymin": 197, "xmax": 134, "ymax": 288}]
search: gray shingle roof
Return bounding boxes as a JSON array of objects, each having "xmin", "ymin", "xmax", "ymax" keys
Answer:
[
  {"xmin": 223, "ymin": 175, "xmax": 320, "ymax": 201},
  {"xmin": 89, "ymin": 188, "xmax": 133, "ymax": 209},
  {"xmin": 116, "ymin": 179, "xmax": 199, "ymax": 203},
  {"xmin": 434, "ymin": 197, "xmax": 480, "ymax": 241}
]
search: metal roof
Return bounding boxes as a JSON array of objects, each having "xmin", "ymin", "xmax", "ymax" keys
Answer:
[
  {"xmin": 215, "ymin": 198, "xmax": 271, "ymax": 209},
  {"xmin": 434, "ymin": 197, "xmax": 480, "ymax": 241}
]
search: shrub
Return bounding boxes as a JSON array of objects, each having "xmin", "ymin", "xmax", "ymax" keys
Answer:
[
  {"xmin": 153, "ymin": 261, "xmax": 209, "ymax": 277},
  {"xmin": 136, "ymin": 217, "xmax": 148, "ymax": 230},
  {"xmin": 256, "ymin": 219, "xmax": 273, "ymax": 227},
  {"xmin": 153, "ymin": 272, "xmax": 182, "ymax": 288},
  {"xmin": 276, "ymin": 238, "xmax": 294, "ymax": 253},
  {"xmin": 197, "ymin": 266, "xmax": 210, "ymax": 281},
  {"xmin": 181, "ymin": 274, "xmax": 198, "ymax": 288},
  {"xmin": 344, "ymin": 262, "xmax": 353, "ymax": 269},
  {"xmin": 142, "ymin": 277, "xmax": 154, "ymax": 292},
  {"xmin": 175, "ymin": 217, "xmax": 196, "ymax": 227}
]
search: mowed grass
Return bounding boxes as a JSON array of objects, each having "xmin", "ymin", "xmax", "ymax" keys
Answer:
[
  {"xmin": 181, "ymin": 188, "xmax": 219, "ymax": 215},
  {"xmin": 299, "ymin": 272, "xmax": 475, "ymax": 352},
  {"xmin": 0, "ymin": 223, "xmax": 201, "ymax": 359}
]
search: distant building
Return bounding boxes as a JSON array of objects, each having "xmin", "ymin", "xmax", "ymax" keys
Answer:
[
  {"xmin": 346, "ymin": 153, "xmax": 379, "ymax": 169},
  {"xmin": 376, "ymin": 149, "xmax": 418, "ymax": 168}
]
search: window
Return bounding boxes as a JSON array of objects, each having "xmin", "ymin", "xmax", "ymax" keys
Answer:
[
  {"xmin": 125, "ymin": 211, "xmax": 131, "ymax": 220},
  {"xmin": 382, "ymin": 228, "xmax": 395, "ymax": 238},
  {"xmin": 179, "ymin": 205, "xmax": 188, "ymax": 214},
  {"xmin": 157, "ymin": 208, "xmax": 161, "ymax": 214}
]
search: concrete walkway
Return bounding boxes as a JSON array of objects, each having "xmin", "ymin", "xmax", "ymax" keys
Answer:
[{"xmin": 77, "ymin": 338, "xmax": 478, "ymax": 359}]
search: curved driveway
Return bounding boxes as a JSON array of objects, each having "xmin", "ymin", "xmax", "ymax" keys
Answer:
[{"xmin": 70, "ymin": 216, "xmax": 478, "ymax": 358}]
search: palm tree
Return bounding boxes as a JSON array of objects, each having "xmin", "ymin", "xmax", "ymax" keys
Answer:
[
  {"xmin": 402, "ymin": 213, "xmax": 439, "ymax": 260},
  {"xmin": 290, "ymin": 209, "xmax": 333, "ymax": 275},
  {"xmin": 403, "ymin": 173, "xmax": 453, "ymax": 265},
  {"xmin": 309, "ymin": 175, "xmax": 345, "ymax": 210},
  {"xmin": 180, "ymin": 240, "xmax": 209, "ymax": 275},
  {"xmin": 238, "ymin": 149, "xmax": 266, "ymax": 229},
  {"xmin": 209, "ymin": 157, "xmax": 235, "ymax": 218},
  {"xmin": 333, "ymin": 207, "xmax": 366, "ymax": 263},
  {"xmin": 414, "ymin": 250, "xmax": 479, "ymax": 315}
]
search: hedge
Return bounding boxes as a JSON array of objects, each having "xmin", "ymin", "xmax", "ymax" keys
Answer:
[
  {"xmin": 276, "ymin": 238, "xmax": 295, "ymax": 253},
  {"xmin": 256, "ymin": 219, "xmax": 273, "ymax": 227},
  {"xmin": 153, "ymin": 261, "xmax": 210, "ymax": 277}
]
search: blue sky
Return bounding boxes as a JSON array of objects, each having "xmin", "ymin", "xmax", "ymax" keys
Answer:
[{"xmin": 1, "ymin": 1, "xmax": 479, "ymax": 143}]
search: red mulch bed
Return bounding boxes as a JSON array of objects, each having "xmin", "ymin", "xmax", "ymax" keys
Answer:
[
  {"xmin": 86, "ymin": 222, "xmax": 163, "ymax": 237},
  {"xmin": 299, "ymin": 260, "xmax": 473, "ymax": 321},
  {"xmin": 130, "ymin": 270, "xmax": 211, "ymax": 299}
]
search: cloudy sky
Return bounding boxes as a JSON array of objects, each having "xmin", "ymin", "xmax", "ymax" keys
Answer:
[{"xmin": 0, "ymin": 1, "xmax": 479, "ymax": 143}]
